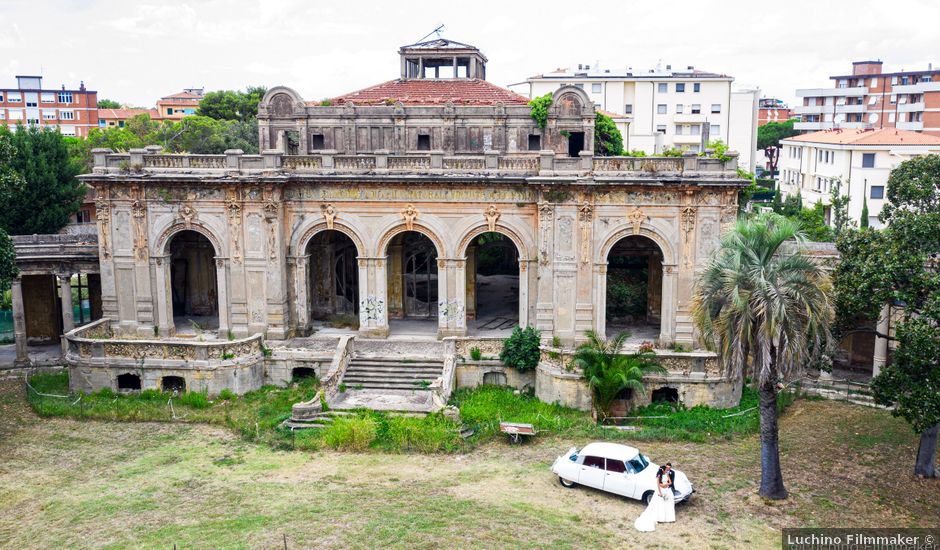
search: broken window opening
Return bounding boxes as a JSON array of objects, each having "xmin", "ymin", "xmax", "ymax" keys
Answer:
[
  {"xmin": 651, "ymin": 387, "xmax": 679, "ymax": 404},
  {"xmin": 567, "ymin": 131, "xmax": 585, "ymax": 157},
  {"xmin": 162, "ymin": 376, "xmax": 186, "ymax": 394},
  {"xmin": 417, "ymin": 134, "xmax": 431, "ymax": 151},
  {"xmin": 306, "ymin": 230, "xmax": 359, "ymax": 329},
  {"xmin": 117, "ymin": 373, "xmax": 141, "ymax": 390},
  {"xmin": 527, "ymin": 134, "xmax": 541, "ymax": 151},
  {"xmin": 311, "ymin": 133, "xmax": 325, "ymax": 150}
]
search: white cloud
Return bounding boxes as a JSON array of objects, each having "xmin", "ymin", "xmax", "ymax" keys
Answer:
[{"xmin": 0, "ymin": 0, "xmax": 937, "ymax": 108}]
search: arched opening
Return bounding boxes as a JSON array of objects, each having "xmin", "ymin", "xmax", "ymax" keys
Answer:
[
  {"xmin": 482, "ymin": 371, "xmax": 508, "ymax": 386},
  {"xmin": 161, "ymin": 376, "xmax": 186, "ymax": 393},
  {"xmin": 651, "ymin": 386, "xmax": 679, "ymax": 404},
  {"xmin": 386, "ymin": 231, "xmax": 438, "ymax": 335},
  {"xmin": 466, "ymin": 232, "xmax": 520, "ymax": 336},
  {"xmin": 168, "ymin": 230, "xmax": 218, "ymax": 334},
  {"xmin": 606, "ymin": 235, "xmax": 663, "ymax": 344},
  {"xmin": 292, "ymin": 367, "xmax": 317, "ymax": 382},
  {"xmin": 306, "ymin": 230, "xmax": 359, "ymax": 331},
  {"xmin": 117, "ymin": 373, "xmax": 141, "ymax": 391}
]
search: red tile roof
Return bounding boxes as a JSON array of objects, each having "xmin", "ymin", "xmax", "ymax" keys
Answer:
[
  {"xmin": 785, "ymin": 128, "xmax": 940, "ymax": 146},
  {"xmin": 98, "ymin": 108, "xmax": 159, "ymax": 120},
  {"xmin": 325, "ymin": 79, "xmax": 530, "ymax": 106},
  {"xmin": 161, "ymin": 91, "xmax": 202, "ymax": 100}
]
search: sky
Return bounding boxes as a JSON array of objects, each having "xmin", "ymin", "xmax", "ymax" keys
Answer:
[{"xmin": 2, "ymin": 0, "xmax": 939, "ymax": 109}]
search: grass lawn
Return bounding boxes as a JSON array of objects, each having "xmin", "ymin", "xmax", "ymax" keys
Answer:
[{"xmin": 1, "ymin": 377, "xmax": 938, "ymax": 549}]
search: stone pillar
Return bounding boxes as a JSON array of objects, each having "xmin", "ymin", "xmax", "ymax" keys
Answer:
[
  {"xmin": 872, "ymin": 303, "xmax": 890, "ymax": 378},
  {"xmin": 11, "ymin": 277, "xmax": 28, "ymax": 366},
  {"xmin": 593, "ymin": 263, "xmax": 607, "ymax": 336},
  {"xmin": 659, "ymin": 264, "xmax": 678, "ymax": 346},
  {"xmin": 215, "ymin": 258, "xmax": 230, "ymax": 338},
  {"xmin": 387, "ymin": 244, "xmax": 404, "ymax": 319},
  {"xmin": 358, "ymin": 257, "xmax": 388, "ymax": 338},
  {"xmin": 290, "ymin": 255, "xmax": 310, "ymax": 334},
  {"xmin": 441, "ymin": 258, "xmax": 465, "ymax": 338},
  {"xmin": 58, "ymin": 274, "xmax": 74, "ymax": 355},
  {"xmin": 465, "ymin": 245, "xmax": 477, "ymax": 320},
  {"xmin": 153, "ymin": 256, "xmax": 172, "ymax": 337},
  {"xmin": 518, "ymin": 259, "xmax": 532, "ymax": 328},
  {"xmin": 58, "ymin": 274, "xmax": 75, "ymax": 333}
]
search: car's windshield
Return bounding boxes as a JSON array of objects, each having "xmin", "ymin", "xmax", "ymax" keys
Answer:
[{"xmin": 627, "ymin": 454, "xmax": 649, "ymax": 473}]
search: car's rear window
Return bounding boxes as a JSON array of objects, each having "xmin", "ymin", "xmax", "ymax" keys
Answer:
[
  {"xmin": 606, "ymin": 459, "xmax": 626, "ymax": 473},
  {"xmin": 582, "ymin": 455, "xmax": 604, "ymax": 469}
]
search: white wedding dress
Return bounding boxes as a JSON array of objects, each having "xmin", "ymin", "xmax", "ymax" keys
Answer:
[{"xmin": 633, "ymin": 494, "xmax": 662, "ymax": 532}]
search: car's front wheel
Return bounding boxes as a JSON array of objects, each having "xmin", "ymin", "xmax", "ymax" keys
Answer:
[
  {"xmin": 642, "ymin": 491, "xmax": 654, "ymax": 505},
  {"xmin": 558, "ymin": 476, "xmax": 576, "ymax": 488}
]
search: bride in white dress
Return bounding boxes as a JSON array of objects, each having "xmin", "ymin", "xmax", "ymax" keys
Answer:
[{"xmin": 634, "ymin": 463, "xmax": 676, "ymax": 531}]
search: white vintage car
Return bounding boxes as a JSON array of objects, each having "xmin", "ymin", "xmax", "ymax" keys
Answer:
[{"xmin": 551, "ymin": 442, "xmax": 694, "ymax": 503}]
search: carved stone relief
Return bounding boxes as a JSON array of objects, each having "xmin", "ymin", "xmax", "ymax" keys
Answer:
[
  {"xmin": 483, "ymin": 204, "xmax": 500, "ymax": 232},
  {"xmin": 401, "ymin": 204, "xmax": 419, "ymax": 231}
]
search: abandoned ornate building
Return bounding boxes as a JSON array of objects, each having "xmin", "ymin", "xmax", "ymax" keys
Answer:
[{"xmin": 37, "ymin": 39, "xmax": 749, "ymax": 411}]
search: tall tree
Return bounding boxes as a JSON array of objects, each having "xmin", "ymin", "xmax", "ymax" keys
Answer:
[
  {"xmin": 0, "ymin": 134, "xmax": 22, "ymax": 288},
  {"xmin": 693, "ymin": 213, "xmax": 833, "ymax": 499},
  {"xmin": 0, "ymin": 126, "xmax": 86, "ymax": 235},
  {"xmin": 757, "ymin": 119, "xmax": 798, "ymax": 175},
  {"xmin": 860, "ymin": 196, "xmax": 869, "ymax": 228},
  {"xmin": 594, "ymin": 111, "xmax": 624, "ymax": 156},
  {"xmin": 197, "ymin": 86, "xmax": 267, "ymax": 122},
  {"xmin": 836, "ymin": 154, "xmax": 940, "ymax": 477},
  {"xmin": 97, "ymin": 99, "xmax": 122, "ymax": 109}
]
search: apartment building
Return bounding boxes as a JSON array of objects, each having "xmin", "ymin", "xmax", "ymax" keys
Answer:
[
  {"xmin": 512, "ymin": 63, "xmax": 758, "ymax": 170},
  {"xmin": 777, "ymin": 128, "xmax": 940, "ymax": 228},
  {"xmin": 98, "ymin": 108, "xmax": 160, "ymax": 128},
  {"xmin": 794, "ymin": 60, "xmax": 940, "ymax": 135},
  {"xmin": 758, "ymin": 97, "xmax": 793, "ymax": 126},
  {"xmin": 0, "ymin": 75, "xmax": 98, "ymax": 137},
  {"xmin": 155, "ymin": 88, "xmax": 203, "ymax": 120}
]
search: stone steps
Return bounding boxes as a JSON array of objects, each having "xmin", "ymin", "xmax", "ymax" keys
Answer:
[{"xmin": 341, "ymin": 357, "xmax": 443, "ymax": 390}]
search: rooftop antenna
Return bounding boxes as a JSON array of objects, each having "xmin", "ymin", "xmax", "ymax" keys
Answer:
[{"xmin": 415, "ymin": 24, "xmax": 445, "ymax": 43}]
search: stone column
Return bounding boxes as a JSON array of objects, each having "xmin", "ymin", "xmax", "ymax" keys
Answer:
[
  {"xmin": 58, "ymin": 274, "xmax": 74, "ymax": 355},
  {"xmin": 872, "ymin": 303, "xmax": 891, "ymax": 378},
  {"xmin": 441, "ymin": 258, "xmax": 466, "ymax": 338},
  {"xmin": 593, "ymin": 263, "xmax": 607, "ymax": 336},
  {"xmin": 518, "ymin": 259, "xmax": 532, "ymax": 328},
  {"xmin": 358, "ymin": 257, "xmax": 388, "ymax": 338},
  {"xmin": 215, "ymin": 258, "xmax": 230, "ymax": 338},
  {"xmin": 11, "ymin": 277, "xmax": 28, "ymax": 366},
  {"xmin": 59, "ymin": 274, "xmax": 75, "ymax": 333},
  {"xmin": 387, "ymin": 244, "xmax": 404, "ymax": 319},
  {"xmin": 659, "ymin": 264, "xmax": 678, "ymax": 346},
  {"xmin": 153, "ymin": 256, "xmax": 172, "ymax": 337},
  {"xmin": 465, "ymin": 245, "xmax": 477, "ymax": 320},
  {"xmin": 290, "ymin": 255, "xmax": 310, "ymax": 334}
]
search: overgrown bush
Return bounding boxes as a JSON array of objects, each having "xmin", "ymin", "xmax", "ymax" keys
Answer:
[
  {"xmin": 176, "ymin": 390, "xmax": 210, "ymax": 409},
  {"xmin": 528, "ymin": 94, "xmax": 552, "ymax": 129},
  {"xmin": 500, "ymin": 326, "xmax": 541, "ymax": 371},
  {"xmin": 469, "ymin": 347, "xmax": 483, "ymax": 361},
  {"xmin": 322, "ymin": 416, "xmax": 378, "ymax": 451}
]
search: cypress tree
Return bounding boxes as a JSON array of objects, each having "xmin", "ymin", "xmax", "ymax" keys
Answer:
[{"xmin": 860, "ymin": 196, "xmax": 870, "ymax": 228}]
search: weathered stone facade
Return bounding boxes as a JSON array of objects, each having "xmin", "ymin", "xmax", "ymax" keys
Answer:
[{"xmin": 64, "ymin": 39, "xmax": 748, "ymax": 408}]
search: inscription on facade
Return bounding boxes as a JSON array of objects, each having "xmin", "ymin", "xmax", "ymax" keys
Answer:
[{"xmin": 292, "ymin": 186, "xmax": 535, "ymax": 203}]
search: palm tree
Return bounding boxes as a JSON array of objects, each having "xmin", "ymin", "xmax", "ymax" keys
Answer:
[
  {"xmin": 692, "ymin": 213, "xmax": 832, "ymax": 499},
  {"xmin": 572, "ymin": 330, "xmax": 665, "ymax": 421}
]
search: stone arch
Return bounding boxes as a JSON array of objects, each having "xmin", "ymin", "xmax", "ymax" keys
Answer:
[
  {"xmin": 259, "ymin": 86, "xmax": 305, "ymax": 117},
  {"xmin": 454, "ymin": 219, "xmax": 533, "ymax": 261},
  {"xmin": 596, "ymin": 220, "xmax": 678, "ymax": 346},
  {"xmin": 156, "ymin": 222, "xmax": 224, "ymax": 258},
  {"xmin": 596, "ymin": 221, "xmax": 678, "ymax": 267},
  {"xmin": 551, "ymin": 86, "xmax": 592, "ymax": 117},
  {"xmin": 291, "ymin": 219, "xmax": 366, "ymax": 258},
  {"xmin": 375, "ymin": 222, "xmax": 446, "ymax": 259}
]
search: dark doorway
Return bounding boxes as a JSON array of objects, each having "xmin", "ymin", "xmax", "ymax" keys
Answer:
[
  {"xmin": 387, "ymin": 232, "xmax": 438, "ymax": 319},
  {"xmin": 567, "ymin": 131, "xmax": 585, "ymax": 157},
  {"xmin": 652, "ymin": 387, "xmax": 679, "ymax": 404},
  {"xmin": 292, "ymin": 367, "xmax": 317, "ymax": 382},
  {"xmin": 467, "ymin": 232, "xmax": 519, "ymax": 335},
  {"xmin": 168, "ymin": 231, "xmax": 218, "ymax": 332},
  {"xmin": 606, "ymin": 235, "xmax": 663, "ymax": 343},
  {"xmin": 162, "ymin": 376, "xmax": 186, "ymax": 393},
  {"xmin": 117, "ymin": 373, "xmax": 141, "ymax": 390},
  {"xmin": 306, "ymin": 230, "xmax": 359, "ymax": 329}
]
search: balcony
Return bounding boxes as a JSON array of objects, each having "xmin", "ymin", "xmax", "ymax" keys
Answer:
[
  {"xmin": 897, "ymin": 102, "xmax": 925, "ymax": 113},
  {"xmin": 835, "ymin": 104, "xmax": 866, "ymax": 114},
  {"xmin": 87, "ymin": 146, "xmax": 746, "ymax": 181},
  {"xmin": 794, "ymin": 121, "xmax": 833, "ymax": 131},
  {"xmin": 672, "ymin": 114, "xmax": 707, "ymax": 123},
  {"xmin": 793, "ymin": 105, "xmax": 826, "ymax": 115},
  {"xmin": 891, "ymin": 82, "xmax": 940, "ymax": 94},
  {"xmin": 796, "ymin": 86, "xmax": 867, "ymax": 98},
  {"xmin": 897, "ymin": 121, "xmax": 924, "ymax": 131}
]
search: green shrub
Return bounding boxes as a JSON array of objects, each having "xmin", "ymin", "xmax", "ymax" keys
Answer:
[
  {"xmin": 469, "ymin": 347, "xmax": 483, "ymax": 361},
  {"xmin": 528, "ymin": 93, "xmax": 552, "ymax": 129},
  {"xmin": 176, "ymin": 391, "xmax": 210, "ymax": 409},
  {"xmin": 500, "ymin": 326, "xmax": 541, "ymax": 371},
  {"xmin": 218, "ymin": 389, "xmax": 236, "ymax": 401},
  {"xmin": 322, "ymin": 416, "xmax": 377, "ymax": 451}
]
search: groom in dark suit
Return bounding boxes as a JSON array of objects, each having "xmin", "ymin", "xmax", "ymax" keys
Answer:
[{"xmin": 657, "ymin": 462, "xmax": 676, "ymax": 495}]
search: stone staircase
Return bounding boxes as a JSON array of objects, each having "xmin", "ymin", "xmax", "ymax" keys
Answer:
[{"xmin": 342, "ymin": 357, "xmax": 443, "ymax": 391}]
